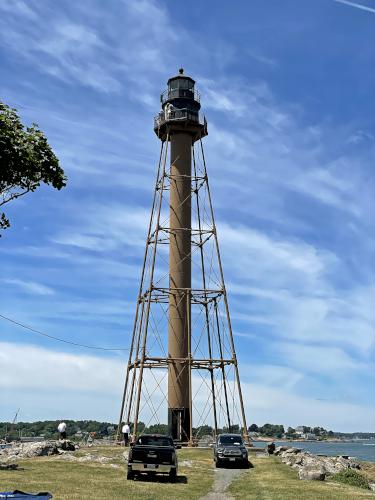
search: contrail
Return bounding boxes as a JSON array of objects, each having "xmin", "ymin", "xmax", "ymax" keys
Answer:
[{"xmin": 334, "ymin": 0, "xmax": 375, "ymax": 14}]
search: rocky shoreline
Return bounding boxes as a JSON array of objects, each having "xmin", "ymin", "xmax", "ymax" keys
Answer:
[
  {"xmin": 0, "ymin": 439, "xmax": 77, "ymax": 461},
  {"xmin": 274, "ymin": 445, "xmax": 375, "ymax": 490}
]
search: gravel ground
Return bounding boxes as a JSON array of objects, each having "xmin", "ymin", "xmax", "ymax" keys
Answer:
[{"xmin": 200, "ymin": 467, "xmax": 246, "ymax": 500}]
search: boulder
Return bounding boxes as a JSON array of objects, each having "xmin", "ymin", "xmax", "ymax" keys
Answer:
[
  {"xmin": 57, "ymin": 439, "xmax": 77, "ymax": 452},
  {"xmin": 275, "ymin": 446, "xmax": 362, "ymax": 482},
  {"xmin": 0, "ymin": 440, "xmax": 77, "ymax": 459},
  {"xmin": 274, "ymin": 446, "xmax": 289, "ymax": 456},
  {"xmin": 280, "ymin": 451, "xmax": 305, "ymax": 467},
  {"xmin": 18, "ymin": 441, "xmax": 58, "ymax": 457},
  {"xmin": 337, "ymin": 456, "xmax": 360, "ymax": 470},
  {"xmin": 320, "ymin": 458, "xmax": 343, "ymax": 475},
  {"xmin": 280, "ymin": 448, "xmax": 302, "ymax": 460},
  {"xmin": 299, "ymin": 465, "xmax": 326, "ymax": 481}
]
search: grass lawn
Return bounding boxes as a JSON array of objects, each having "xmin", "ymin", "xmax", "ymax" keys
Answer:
[
  {"xmin": 1, "ymin": 446, "xmax": 374, "ymax": 499},
  {"xmin": 229, "ymin": 454, "xmax": 375, "ymax": 499},
  {"xmin": 0, "ymin": 446, "xmax": 213, "ymax": 500}
]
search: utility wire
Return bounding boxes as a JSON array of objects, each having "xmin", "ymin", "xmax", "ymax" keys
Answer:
[{"xmin": 0, "ymin": 313, "xmax": 130, "ymax": 352}]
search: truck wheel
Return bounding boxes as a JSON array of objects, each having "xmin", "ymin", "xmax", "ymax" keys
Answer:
[
  {"xmin": 127, "ymin": 470, "xmax": 134, "ymax": 480},
  {"xmin": 169, "ymin": 469, "xmax": 177, "ymax": 482},
  {"xmin": 215, "ymin": 459, "xmax": 222, "ymax": 468}
]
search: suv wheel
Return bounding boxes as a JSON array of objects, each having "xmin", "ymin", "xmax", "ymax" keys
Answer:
[
  {"xmin": 127, "ymin": 469, "xmax": 134, "ymax": 480},
  {"xmin": 216, "ymin": 459, "xmax": 222, "ymax": 468},
  {"xmin": 169, "ymin": 468, "xmax": 177, "ymax": 482}
]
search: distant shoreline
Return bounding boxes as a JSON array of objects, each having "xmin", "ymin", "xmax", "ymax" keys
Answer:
[
  {"xmin": 251, "ymin": 438, "xmax": 374, "ymax": 443},
  {"xmin": 250, "ymin": 439, "xmax": 375, "ymax": 462}
]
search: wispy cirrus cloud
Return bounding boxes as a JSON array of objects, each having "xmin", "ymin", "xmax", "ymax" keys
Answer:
[
  {"xmin": 0, "ymin": 0, "xmax": 174, "ymax": 93},
  {"xmin": 2, "ymin": 278, "xmax": 55, "ymax": 296},
  {"xmin": 333, "ymin": 0, "xmax": 375, "ymax": 15},
  {"xmin": 51, "ymin": 203, "xmax": 151, "ymax": 251}
]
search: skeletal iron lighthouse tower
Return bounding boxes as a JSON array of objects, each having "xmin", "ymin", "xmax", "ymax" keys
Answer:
[{"xmin": 118, "ymin": 69, "xmax": 249, "ymax": 444}]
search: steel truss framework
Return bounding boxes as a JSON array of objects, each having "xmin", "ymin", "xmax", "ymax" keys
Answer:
[{"xmin": 118, "ymin": 131, "xmax": 249, "ymax": 444}]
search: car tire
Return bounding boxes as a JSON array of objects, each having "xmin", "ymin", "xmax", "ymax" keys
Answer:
[
  {"xmin": 216, "ymin": 459, "xmax": 222, "ymax": 468},
  {"xmin": 169, "ymin": 468, "xmax": 177, "ymax": 482},
  {"xmin": 127, "ymin": 469, "xmax": 134, "ymax": 480}
]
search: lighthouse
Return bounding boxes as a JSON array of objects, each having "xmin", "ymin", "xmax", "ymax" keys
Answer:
[{"xmin": 118, "ymin": 70, "xmax": 248, "ymax": 445}]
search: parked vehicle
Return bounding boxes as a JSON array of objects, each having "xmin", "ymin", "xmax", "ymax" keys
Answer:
[
  {"xmin": 213, "ymin": 433, "xmax": 249, "ymax": 468},
  {"xmin": 127, "ymin": 434, "xmax": 179, "ymax": 481}
]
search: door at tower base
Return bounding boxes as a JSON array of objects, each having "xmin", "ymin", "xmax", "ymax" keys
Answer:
[{"xmin": 168, "ymin": 407, "xmax": 190, "ymax": 441}]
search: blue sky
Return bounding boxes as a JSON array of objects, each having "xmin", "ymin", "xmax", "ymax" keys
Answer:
[{"xmin": 1, "ymin": 0, "xmax": 375, "ymax": 432}]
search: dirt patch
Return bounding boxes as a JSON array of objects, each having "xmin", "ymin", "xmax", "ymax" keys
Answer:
[{"xmin": 200, "ymin": 467, "xmax": 246, "ymax": 500}]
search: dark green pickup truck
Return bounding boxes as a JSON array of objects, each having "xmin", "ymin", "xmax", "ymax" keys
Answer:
[{"xmin": 127, "ymin": 434, "xmax": 179, "ymax": 481}]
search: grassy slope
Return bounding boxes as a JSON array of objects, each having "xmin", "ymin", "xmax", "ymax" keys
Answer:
[
  {"xmin": 0, "ymin": 447, "xmax": 213, "ymax": 500},
  {"xmin": 229, "ymin": 455, "xmax": 375, "ymax": 499}
]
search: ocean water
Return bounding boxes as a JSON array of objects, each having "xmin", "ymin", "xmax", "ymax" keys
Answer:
[{"xmin": 254, "ymin": 440, "xmax": 375, "ymax": 462}]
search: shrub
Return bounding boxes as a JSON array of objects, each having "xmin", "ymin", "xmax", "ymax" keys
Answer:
[{"xmin": 330, "ymin": 469, "xmax": 369, "ymax": 490}]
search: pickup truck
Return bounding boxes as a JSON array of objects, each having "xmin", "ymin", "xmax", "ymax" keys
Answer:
[
  {"xmin": 127, "ymin": 434, "xmax": 179, "ymax": 481},
  {"xmin": 213, "ymin": 433, "xmax": 249, "ymax": 468}
]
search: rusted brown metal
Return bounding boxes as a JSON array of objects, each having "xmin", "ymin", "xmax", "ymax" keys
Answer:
[
  {"xmin": 192, "ymin": 146, "xmax": 219, "ymax": 437},
  {"xmin": 116, "ymin": 141, "xmax": 166, "ymax": 441},
  {"xmin": 214, "ymin": 298, "xmax": 232, "ymax": 430},
  {"xmin": 199, "ymin": 138, "xmax": 250, "ymax": 444},
  {"xmin": 168, "ymin": 133, "xmax": 192, "ymax": 440},
  {"xmin": 132, "ymin": 133, "xmax": 169, "ymax": 437},
  {"xmin": 187, "ymin": 290, "xmax": 193, "ymax": 446}
]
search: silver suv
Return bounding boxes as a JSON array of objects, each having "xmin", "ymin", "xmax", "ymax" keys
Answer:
[{"xmin": 213, "ymin": 433, "xmax": 249, "ymax": 468}]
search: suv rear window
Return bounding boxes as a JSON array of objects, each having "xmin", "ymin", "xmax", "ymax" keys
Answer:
[{"xmin": 136, "ymin": 436, "xmax": 173, "ymax": 447}]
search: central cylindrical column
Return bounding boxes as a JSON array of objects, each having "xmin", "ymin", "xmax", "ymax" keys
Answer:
[{"xmin": 168, "ymin": 132, "xmax": 192, "ymax": 441}]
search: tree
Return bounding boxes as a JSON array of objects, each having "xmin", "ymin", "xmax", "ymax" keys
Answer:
[
  {"xmin": 248, "ymin": 424, "xmax": 259, "ymax": 432},
  {"xmin": 259, "ymin": 423, "xmax": 285, "ymax": 438},
  {"xmin": 223, "ymin": 424, "xmax": 240, "ymax": 434},
  {"xmin": 146, "ymin": 424, "xmax": 169, "ymax": 435},
  {"xmin": 313, "ymin": 426, "xmax": 324, "ymax": 436},
  {"xmin": 193, "ymin": 425, "xmax": 213, "ymax": 437},
  {"xmin": 0, "ymin": 101, "xmax": 66, "ymax": 234}
]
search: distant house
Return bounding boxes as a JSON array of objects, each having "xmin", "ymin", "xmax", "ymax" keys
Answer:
[
  {"xmin": 295, "ymin": 426, "xmax": 305, "ymax": 435},
  {"xmin": 303, "ymin": 433, "xmax": 317, "ymax": 440}
]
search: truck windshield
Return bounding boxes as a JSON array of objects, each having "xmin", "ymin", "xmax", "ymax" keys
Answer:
[
  {"xmin": 136, "ymin": 436, "xmax": 173, "ymax": 447},
  {"xmin": 219, "ymin": 436, "xmax": 243, "ymax": 446}
]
